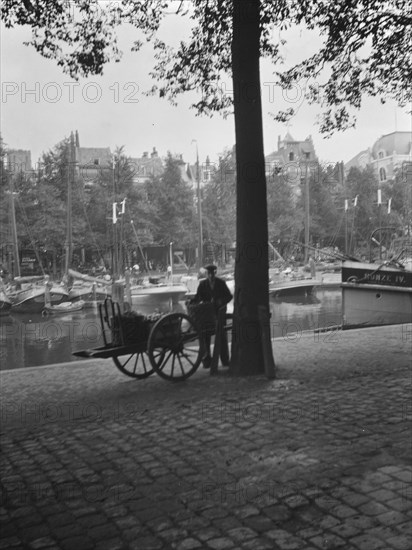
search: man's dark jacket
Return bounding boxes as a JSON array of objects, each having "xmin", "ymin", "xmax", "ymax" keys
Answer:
[{"xmin": 194, "ymin": 277, "xmax": 232, "ymax": 312}]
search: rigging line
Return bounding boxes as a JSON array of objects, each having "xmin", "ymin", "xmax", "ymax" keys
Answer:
[
  {"xmin": 349, "ymin": 208, "xmax": 357, "ymax": 255},
  {"xmin": 327, "ymin": 212, "xmax": 343, "ymax": 248},
  {"xmin": 203, "ymin": 215, "xmax": 211, "ymax": 242},
  {"xmin": 77, "ymin": 185, "xmax": 105, "ymax": 263},
  {"xmin": 125, "ymin": 210, "xmax": 150, "ymax": 272},
  {"xmin": 329, "ymin": 210, "xmax": 343, "ymax": 246}
]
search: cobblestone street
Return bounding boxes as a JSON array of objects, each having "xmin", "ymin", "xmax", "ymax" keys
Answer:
[{"xmin": 1, "ymin": 324, "xmax": 411, "ymax": 549}]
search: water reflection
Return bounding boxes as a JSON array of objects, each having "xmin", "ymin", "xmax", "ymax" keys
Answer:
[
  {"xmin": 1, "ymin": 289, "xmax": 342, "ymax": 370},
  {"xmin": 1, "ymin": 310, "xmax": 103, "ymax": 370},
  {"xmin": 270, "ymin": 289, "xmax": 342, "ymax": 339},
  {"xmin": 273, "ymin": 294, "xmax": 321, "ymax": 305}
]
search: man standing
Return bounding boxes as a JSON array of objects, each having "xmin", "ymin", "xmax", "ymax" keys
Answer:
[{"xmin": 194, "ymin": 264, "xmax": 232, "ymax": 368}]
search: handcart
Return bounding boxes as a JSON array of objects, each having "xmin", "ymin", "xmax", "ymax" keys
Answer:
[{"xmin": 73, "ymin": 298, "xmax": 204, "ymax": 382}]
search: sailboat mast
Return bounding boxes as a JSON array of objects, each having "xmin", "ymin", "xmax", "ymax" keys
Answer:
[
  {"xmin": 304, "ymin": 163, "xmax": 310, "ymax": 263},
  {"xmin": 9, "ymin": 174, "xmax": 21, "ymax": 278},
  {"xmin": 64, "ymin": 132, "xmax": 74, "ymax": 275},
  {"xmin": 130, "ymin": 220, "xmax": 149, "ymax": 272},
  {"xmin": 112, "ymin": 157, "xmax": 119, "ymax": 279}
]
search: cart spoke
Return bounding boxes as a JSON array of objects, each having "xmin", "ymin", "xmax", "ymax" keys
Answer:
[
  {"xmin": 123, "ymin": 354, "xmax": 134, "ymax": 368},
  {"xmin": 141, "ymin": 352, "xmax": 149, "ymax": 374},
  {"xmin": 148, "ymin": 312, "xmax": 202, "ymax": 381},
  {"xmin": 180, "ymin": 352, "xmax": 196, "ymax": 367},
  {"xmin": 157, "ymin": 349, "xmax": 174, "ymax": 371},
  {"xmin": 132, "ymin": 354, "xmax": 139, "ymax": 374},
  {"xmin": 153, "ymin": 348, "xmax": 166, "ymax": 358},
  {"xmin": 113, "ymin": 350, "xmax": 154, "ymax": 379},
  {"xmin": 177, "ymin": 353, "xmax": 186, "ymax": 375}
]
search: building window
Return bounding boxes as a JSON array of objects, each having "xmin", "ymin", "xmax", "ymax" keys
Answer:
[
  {"xmin": 304, "ymin": 152, "xmax": 310, "ymax": 159},
  {"xmin": 379, "ymin": 167, "xmax": 387, "ymax": 182},
  {"xmin": 289, "ymin": 152, "xmax": 294, "ymax": 161},
  {"xmin": 378, "ymin": 151, "xmax": 385, "ymax": 159},
  {"xmin": 93, "ymin": 158, "xmax": 100, "ymax": 166}
]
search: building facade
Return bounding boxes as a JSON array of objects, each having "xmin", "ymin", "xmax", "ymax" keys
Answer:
[
  {"xmin": 265, "ymin": 132, "xmax": 318, "ymax": 196},
  {"xmin": 371, "ymin": 132, "xmax": 412, "ymax": 183},
  {"xmin": 6, "ymin": 149, "xmax": 32, "ymax": 173},
  {"xmin": 345, "ymin": 131, "xmax": 412, "ymax": 183},
  {"xmin": 74, "ymin": 131, "xmax": 112, "ymax": 184},
  {"xmin": 129, "ymin": 148, "xmax": 164, "ymax": 185}
]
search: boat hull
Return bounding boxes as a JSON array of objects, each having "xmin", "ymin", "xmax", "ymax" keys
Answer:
[
  {"xmin": 43, "ymin": 300, "xmax": 85, "ymax": 314},
  {"xmin": 0, "ymin": 291, "xmax": 12, "ymax": 315},
  {"xmin": 69, "ymin": 285, "xmax": 111, "ymax": 307},
  {"xmin": 11, "ymin": 287, "xmax": 69, "ymax": 314},
  {"xmin": 341, "ymin": 260, "xmax": 412, "ymax": 327},
  {"xmin": 130, "ymin": 284, "xmax": 187, "ymax": 302}
]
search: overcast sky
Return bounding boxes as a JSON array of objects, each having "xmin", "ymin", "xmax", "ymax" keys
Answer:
[{"xmin": 1, "ymin": 9, "xmax": 411, "ymax": 170}]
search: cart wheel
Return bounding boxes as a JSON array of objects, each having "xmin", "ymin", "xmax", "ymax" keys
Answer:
[
  {"xmin": 113, "ymin": 351, "xmax": 155, "ymax": 379},
  {"xmin": 147, "ymin": 312, "xmax": 202, "ymax": 381}
]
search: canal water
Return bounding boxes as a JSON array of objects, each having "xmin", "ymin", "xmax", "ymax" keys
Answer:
[{"xmin": 0, "ymin": 289, "xmax": 342, "ymax": 370}]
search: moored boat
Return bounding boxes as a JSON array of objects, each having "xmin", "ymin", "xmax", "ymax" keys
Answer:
[
  {"xmin": 69, "ymin": 280, "xmax": 111, "ymax": 306},
  {"xmin": 0, "ymin": 289, "xmax": 12, "ymax": 315},
  {"xmin": 43, "ymin": 300, "xmax": 85, "ymax": 315},
  {"xmin": 341, "ymin": 258, "xmax": 412, "ymax": 327},
  {"xmin": 269, "ymin": 277, "xmax": 321, "ymax": 297},
  {"xmin": 67, "ymin": 269, "xmax": 112, "ymax": 307},
  {"xmin": 10, "ymin": 280, "xmax": 69, "ymax": 314},
  {"xmin": 130, "ymin": 282, "xmax": 188, "ymax": 302},
  {"xmin": 269, "ymin": 267, "xmax": 321, "ymax": 298}
]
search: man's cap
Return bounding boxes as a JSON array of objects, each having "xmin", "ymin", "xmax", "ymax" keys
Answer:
[{"xmin": 205, "ymin": 264, "xmax": 217, "ymax": 272}]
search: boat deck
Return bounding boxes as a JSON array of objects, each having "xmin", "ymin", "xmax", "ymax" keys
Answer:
[{"xmin": 269, "ymin": 278, "xmax": 321, "ymax": 297}]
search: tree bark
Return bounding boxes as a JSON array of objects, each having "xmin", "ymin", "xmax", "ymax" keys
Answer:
[{"xmin": 230, "ymin": 0, "xmax": 275, "ymax": 375}]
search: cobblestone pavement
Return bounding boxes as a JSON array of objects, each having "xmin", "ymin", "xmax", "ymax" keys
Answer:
[{"xmin": 1, "ymin": 324, "xmax": 411, "ymax": 550}]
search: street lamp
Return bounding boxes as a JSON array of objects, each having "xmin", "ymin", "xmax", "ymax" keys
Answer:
[{"xmin": 191, "ymin": 139, "xmax": 203, "ymax": 269}]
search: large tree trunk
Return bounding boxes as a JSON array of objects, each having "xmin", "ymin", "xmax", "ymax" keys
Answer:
[{"xmin": 230, "ymin": 0, "xmax": 275, "ymax": 375}]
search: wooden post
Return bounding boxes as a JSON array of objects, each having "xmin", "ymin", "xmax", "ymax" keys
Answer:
[
  {"xmin": 111, "ymin": 282, "xmax": 124, "ymax": 314},
  {"xmin": 257, "ymin": 305, "xmax": 276, "ymax": 379},
  {"xmin": 44, "ymin": 277, "xmax": 52, "ymax": 307},
  {"xmin": 124, "ymin": 269, "xmax": 132, "ymax": 312},
  {"xmin": 210, "ymin": 311, "xmax": 222, "ymax": 375},
  {"xmin": 210, "ymin": 309, "xmax": 231, "ymax": 375},
  {"xmin": 92, "ymin": 282, "xmax": 97, "ymax": 303}
]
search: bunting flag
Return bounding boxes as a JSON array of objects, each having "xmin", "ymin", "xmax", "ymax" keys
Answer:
[
  {"xmin": 353, "ymin": 195, "xmax": 358, "ymax": 207},
  {"xmin": 377, "ymin": 189, "xmax": 382, "ymax": 205},
  {"xmin": 344, "ymin": 199, "xmax": 348, "ymax": 212},
  {"xmin": 387, "ymin": 198, "xmax": 392, "ymax": 214},
  {"xmin": 120, "ymin": 198, "xmax": 126, "ymax": 215},
  {"xmin": 112, "ymin": 202, "xmax": 117, "ymax": 224}
]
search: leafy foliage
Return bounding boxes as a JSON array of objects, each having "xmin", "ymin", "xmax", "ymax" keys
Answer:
[
  {"xmin": 304, "ymin": 164, "xmax": 341, "ymax": 247},
  {"xmin": 343, "ymin": 166, "xmax": 383, "ymax": 253},
  {"xmin": 267, "ymin": 171, "xmax": 303, "ymax": 255},
  {"xmin": 201, "ymin": 149, "xmax": 236, "ymax": 244},
  {"xmin": 146, "ymin": 153, "xmax": 196, "ymax": 248},
  {"xmin": 2, "ymin": 1, "xmax": 410, "ymax": 131}
]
